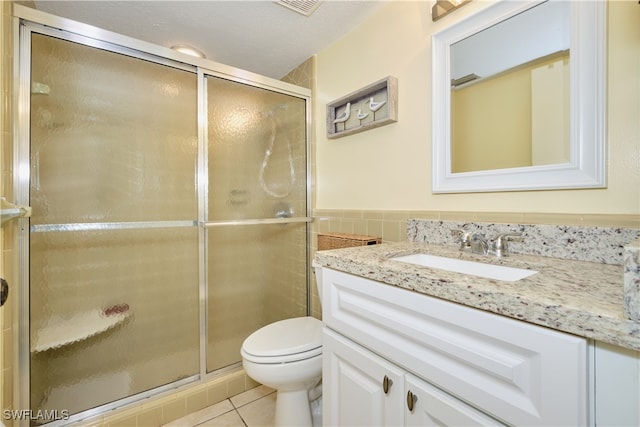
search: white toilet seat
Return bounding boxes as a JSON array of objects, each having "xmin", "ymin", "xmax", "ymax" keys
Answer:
[{"xmin": 241, "ymin": 317, "xmax": 322, "ymax": 364}]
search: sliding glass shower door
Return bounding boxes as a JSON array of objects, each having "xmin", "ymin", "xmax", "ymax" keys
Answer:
[
  {"xmin": 28, "ymin": 33, "xmax": 200, "ymax": 417},
  {"xmin": 205, "ymin": 76, "xmax": 309, "ymax": 372}
]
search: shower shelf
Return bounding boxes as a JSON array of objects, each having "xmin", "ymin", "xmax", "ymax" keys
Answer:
[{"xmin": 31, "ymin": 306, "xmax": 131, "ymax": 353}]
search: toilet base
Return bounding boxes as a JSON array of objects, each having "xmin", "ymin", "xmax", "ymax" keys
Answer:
[
  {"xmin": 275, "ymin": 388, "xmax": 313, "ymax": 427},
  {"xmin": 310, "ymin": 394, "xmax": 322, "ymax": 427}
]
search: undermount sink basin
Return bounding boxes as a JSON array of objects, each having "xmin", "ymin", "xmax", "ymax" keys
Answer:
[{"xmin": 391, "ymin": 253, "xmax": 538, "ymax": 282}]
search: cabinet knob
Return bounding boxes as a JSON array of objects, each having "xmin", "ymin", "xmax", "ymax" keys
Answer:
[
  {"xmin": 407, "ymin": 390, "xmax": 417, "ymax": 412},
  {"xmin": 382, "ymin": 375, "xmax": 393, "ymax": 394}
]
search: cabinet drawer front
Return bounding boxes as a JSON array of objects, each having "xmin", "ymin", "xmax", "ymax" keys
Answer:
[{"xmin": 322, "ymin": 268, "xmax": 588, "ymax": 426}]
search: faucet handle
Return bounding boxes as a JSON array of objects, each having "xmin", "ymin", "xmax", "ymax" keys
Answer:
[
  {"xmin": 492, "ymin": 232, "xmax": 523, "ymax": 257},
  {"xmin": 451, "ymin": 228, "xmax": 471, "ymax": 251}
]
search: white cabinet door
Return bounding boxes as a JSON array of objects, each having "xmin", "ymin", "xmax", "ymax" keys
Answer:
[
  {"xmin": 323, "ymin": 328, "xmax": 404, "ymax": 427},
  {"xmin": 594, "ymin": 341, "xmax": 640, "ymax": 426},
  {"xmin": 405, "ymin": 373, "xmax": 504, "ymax": 427}
]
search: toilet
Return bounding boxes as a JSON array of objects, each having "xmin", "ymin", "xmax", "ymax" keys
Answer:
[{"xmin": 241, "ymin": 269, "xmax": 324, "ymax": 427}]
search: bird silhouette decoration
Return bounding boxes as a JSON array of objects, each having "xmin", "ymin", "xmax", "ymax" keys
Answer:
[
  {"xmin": 332, "ymin": 102, "xmax": 351, "ymax": 131},
  {"xmin": 368, "ymin": 97, "xmax": 386, "ymax": 120},
  {"xmin": 356, "ymin": 108, "xmax": 369, "ymax": 125}
]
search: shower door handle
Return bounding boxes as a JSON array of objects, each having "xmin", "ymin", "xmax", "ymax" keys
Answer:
[{"xmin": 0, "ymin": 278, "xmax": 8, "ymax": 307}]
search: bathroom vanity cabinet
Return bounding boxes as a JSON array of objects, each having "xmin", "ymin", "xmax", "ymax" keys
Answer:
[
  {"xmin": 320, "ymin": 268, "xmax": 588, "ymax": 426},
  {"xmin": 315, "ymin": 237, "xmax": 640, "ymax": 426}
]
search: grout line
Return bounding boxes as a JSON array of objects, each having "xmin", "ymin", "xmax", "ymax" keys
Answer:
[
  {"xmin": 236, "ymin": 409, "xmax": 249, "ymax": 427},
  {"xmin": 231, "ymin": 388, "xmax": 276, "ymax": 409},
  {"xmin": 230, "ymin": 393, "xmax": 275, "ymax": 427},
  {"xmin": 181, "ymin": 390, "xmax": 277, "ymax": 426},
  {"xmin": 192, "ymin": 399, "xmax": 238, "ymax": 427},
  {"xmin": 229, "ymin": 396, "xmax": 240, "ymax": 410}
]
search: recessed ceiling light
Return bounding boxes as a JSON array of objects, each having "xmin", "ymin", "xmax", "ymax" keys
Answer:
[{"xmin": 170, "ymin": 44, "xmax": 206, "ymax": 59}]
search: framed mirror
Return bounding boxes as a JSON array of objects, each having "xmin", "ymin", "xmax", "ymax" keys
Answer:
[{"xmin": 431, "ymin": 0, "xmax": 606, "ymax": 193}]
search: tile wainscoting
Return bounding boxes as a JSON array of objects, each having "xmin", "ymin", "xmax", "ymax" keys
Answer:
[{"xmin": 312, "ymin": 210, "xmax": 640, "ymax": 247}]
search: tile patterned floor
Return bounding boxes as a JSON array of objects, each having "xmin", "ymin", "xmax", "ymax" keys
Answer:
[{"xmin": 164, "ymin": 386, "xmax": 275, "ymax": 427}]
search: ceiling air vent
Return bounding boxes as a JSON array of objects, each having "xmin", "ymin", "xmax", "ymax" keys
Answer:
[{"xmin": 276, "ymin": 0, "xmax": 323, "ymax": 17}]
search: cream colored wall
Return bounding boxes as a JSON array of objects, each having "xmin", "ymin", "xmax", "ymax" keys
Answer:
[
  {"xmin": 531, "ymin": 56, "xmax": 570, "ymax": 166},
  {"xmin": 452, "ymin": 63, "xmax": 533, "ymax": 172},
  {"xmin": 451, "ymin": 54, "xmax": 570, "ymax": 173},
  {"xmin": 315, "ymin": 0, "xmax": 640, "ymax": 217}
]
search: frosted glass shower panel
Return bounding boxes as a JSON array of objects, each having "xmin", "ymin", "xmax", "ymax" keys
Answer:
[
  {"xmin": 206, "ymin": 223, "xmax": 308, "ymax": 372},
  {"xmin": 205, "ymin": 76, "xmax": 308, "ymax": 373},
  {"xmin": 30, "ymin": 34, "xmax": 198, "ymax": 224},
  {"xmin": 30, "ymin": 228, "xmax": 200, "ymax": 416},
  {"xmin": 28, "ymin": 33, "xmax": 199, "ymax": 418},
  {"xmin": 207, "ymin": 76, "xmax": 307, "ymax": 221}
]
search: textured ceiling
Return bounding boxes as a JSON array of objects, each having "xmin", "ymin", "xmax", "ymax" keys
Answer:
[{"xmin": 31, "ymin": 1, "xmax": 385, "ymax": 79}]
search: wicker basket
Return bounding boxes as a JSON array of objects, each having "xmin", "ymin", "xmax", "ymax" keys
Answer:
[{"xmin": 317, "ymin": 232, "xmax": 382, "ymax": 251}]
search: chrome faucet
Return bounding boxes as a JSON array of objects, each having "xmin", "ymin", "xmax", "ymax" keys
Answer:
[
  {"xmin": 451, "ymin": 229, "xmax": 488, "ymax": 255},
  {"xmin": 451, "ymin": 229, "xmax": 524, "ymax": 257}
]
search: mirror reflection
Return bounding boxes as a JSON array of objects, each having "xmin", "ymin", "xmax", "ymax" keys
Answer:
[{"xmin": 450, "ymin": 1, "xmax": 570, "ymax": 173}]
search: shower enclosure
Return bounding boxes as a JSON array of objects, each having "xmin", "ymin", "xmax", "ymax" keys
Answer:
[{"xmin": 13, "ymin": 7, "xmax": 310, "ymax": 425}]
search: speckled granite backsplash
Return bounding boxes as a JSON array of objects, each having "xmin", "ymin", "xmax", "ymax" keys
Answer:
[{"xmin": 407, "ymin": 219, "xmax": 640, "ymax": 265}]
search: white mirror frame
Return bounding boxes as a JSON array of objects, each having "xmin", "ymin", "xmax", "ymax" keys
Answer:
[{"xmin": 432, "ymin": 0, "xmax": 606, "ymax": 193}]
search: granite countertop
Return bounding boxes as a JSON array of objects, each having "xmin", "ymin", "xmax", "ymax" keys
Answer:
[{"xmin": 313, "ymin": 242, "xmax": 640, "ymax": 352}]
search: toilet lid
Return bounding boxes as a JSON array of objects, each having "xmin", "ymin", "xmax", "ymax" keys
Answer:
[{"xmin": 242, "ymin": 317, "xmax": 323, "ymax": 358}]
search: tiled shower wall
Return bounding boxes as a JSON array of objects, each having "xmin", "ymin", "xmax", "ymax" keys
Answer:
[{"xmin": 282, "ymin": 57, "xmax": 322, "ymax": 320}]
